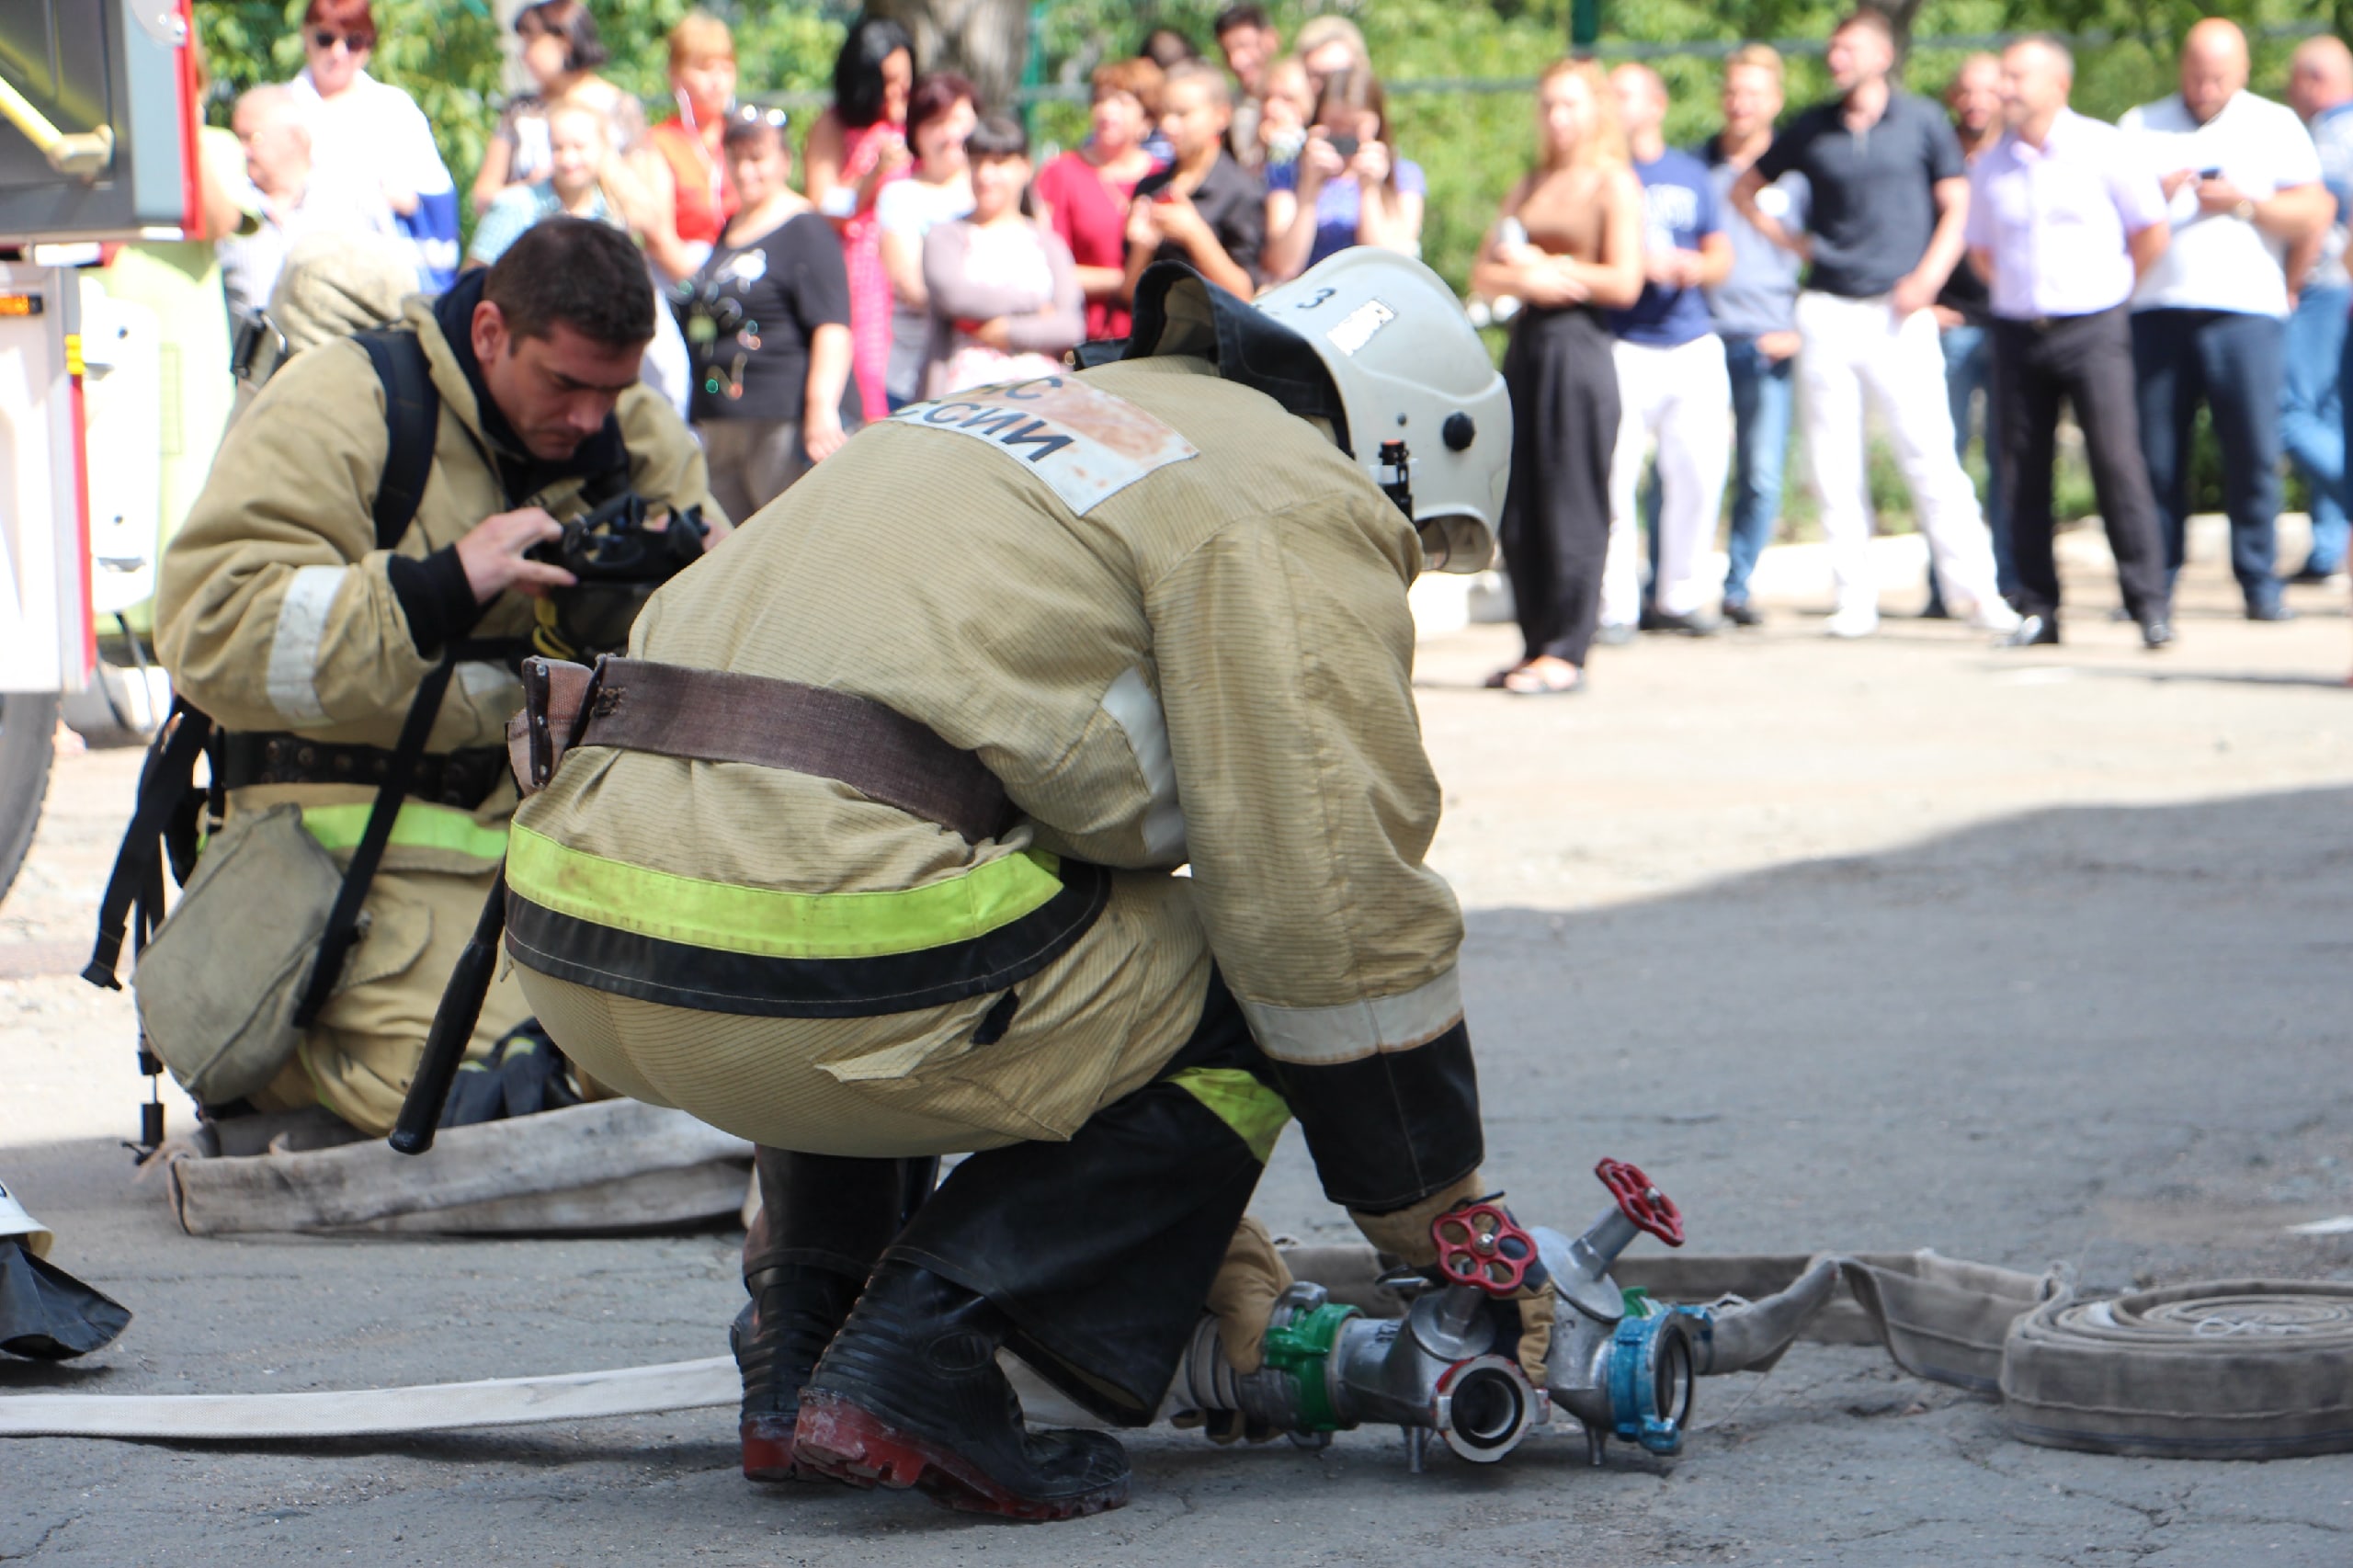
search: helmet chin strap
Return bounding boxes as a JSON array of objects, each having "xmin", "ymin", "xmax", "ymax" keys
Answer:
[{"xmin": 1378, "ymin": 438, "xmax": 1414, "ymax": 517}]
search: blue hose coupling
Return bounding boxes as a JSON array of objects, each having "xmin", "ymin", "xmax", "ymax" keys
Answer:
[{"xmin": 1606, "ymin": 1301, "xmax": 1707, "ymax": 1456}]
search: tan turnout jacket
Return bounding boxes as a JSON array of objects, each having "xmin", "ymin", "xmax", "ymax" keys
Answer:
[
  {"xmin": 152, "ymin": 295, "xmax": 717, "ymax": 1131},
  {"xmin": 511, "ymin": 291, "xmax": 1470, "ymax": 1172}
]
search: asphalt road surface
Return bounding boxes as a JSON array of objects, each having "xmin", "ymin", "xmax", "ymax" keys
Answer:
[{"xmin": 5, "ymin": 536, "xmax": 2351, "ymax": 1564}]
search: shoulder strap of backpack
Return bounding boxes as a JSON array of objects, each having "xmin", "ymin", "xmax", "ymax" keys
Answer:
[
  {"xmin": 82, "ymin": 699, "xmax": 214, "ymax": 990},
  {"xmin": 355, "ymin": 330, "xmax": 440, "ymax": 552}
]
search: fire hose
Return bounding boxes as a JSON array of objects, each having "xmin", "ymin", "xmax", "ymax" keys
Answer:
[{"xmin": 7, "ymin": 1159, "xmax": 2353, "ymax": 1462}]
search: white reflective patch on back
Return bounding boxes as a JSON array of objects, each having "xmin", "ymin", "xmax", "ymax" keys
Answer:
[
  {"xmin": 1098, "ymin": 665, "xmax": 1187, "ymax": 865},
  {"xmin": 265, "ymin": 564, "xmax": 345, "ymax": 724},
  {"xmin": 888, "ymin": 374, "xmax": 1198, "ymax": 514}
]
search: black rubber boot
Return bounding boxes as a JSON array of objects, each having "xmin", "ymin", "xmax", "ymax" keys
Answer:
[
  {"xmin": 734, "ymin": 1266, "xmax": 867, "ymax": 1481},
  {"xmin": 735, "ymin": 1149, "xmax": 914, "ymax": 1482},
  {"xmin": 792, "ymin": 1256, "xmax": 1131, "ymax": 1520}
]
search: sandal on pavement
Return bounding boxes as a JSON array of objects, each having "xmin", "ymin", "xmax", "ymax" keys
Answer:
[
  {"xmin": 1503, "ymin": 660, "xmax": 1585, "ymax": 697},
  {"xmin": 1484, "ymin": 660, "xmax": 1531, "ymax": 689}
]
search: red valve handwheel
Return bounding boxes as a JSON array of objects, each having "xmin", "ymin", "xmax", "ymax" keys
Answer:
[
  {"xmin": 1431, "ymin": 1200, "xmax": 1536, "ymax": 1295},
  {"xmin": 1595, "ymin": 1158, "xmax": 1685, "ymax": 1247}
]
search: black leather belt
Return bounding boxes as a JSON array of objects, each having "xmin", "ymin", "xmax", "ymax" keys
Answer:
[{"xmin": 216, "ymin": 733, "xmax": 508, "ymax": 811}]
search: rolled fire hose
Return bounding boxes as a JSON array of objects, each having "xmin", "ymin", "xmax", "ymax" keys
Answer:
[
  {"xmin": 8, "ymin": 1252, "xmax": 2352, "ymax": 1458},
  {"xmin": 1999, "ymin": 1280, "xmax": 2353, "ymax": 1460}
]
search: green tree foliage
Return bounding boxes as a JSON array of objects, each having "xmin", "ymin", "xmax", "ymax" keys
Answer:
[
  {"xmin": 199, "ymin": 0, "xmax": 2332, "ymax": 290},
  {"xmin": 195, "ymin": 0, "xmax": 844, "ymax": 224}
]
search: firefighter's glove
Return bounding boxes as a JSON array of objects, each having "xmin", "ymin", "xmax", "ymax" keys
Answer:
[
  {"xmin": 1174, "ymin": 1219, "xmax": 1293, "ymax": 1446},
  {"xmin": 1358, "ymin": 1179, "xmax": 1559, "ymax": 1386},
  {"xmin": 1501, "ymin": 1267, "xmax": 1560, "ymax": 1387},
  {"xmin": 1346, "ymin": 1171, "xmax": 1486, "ymax": 1269},
  {"xmin": 1206, "ymin": 1217, "xmax": 1291, "ymax": 1375},
  {"xmin": 1435, "ymin": 1194, "xmax": 1559, "ymax": 1388}
]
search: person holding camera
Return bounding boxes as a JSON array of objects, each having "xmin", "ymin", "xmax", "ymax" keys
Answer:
[
  {"xmin": 149, "ymin": 220, "xmax": 719, "ymax": 1142},
  {"xmin": 684, "ymin": 108, "xmax": 858, "ymax": 520},
  {"xmin": 1262, "ymin": 65, "xmax": 1423, "ymax": 280},
  {"xmin": 2122, "ymin": 17, "xmax": 2334, "ymax": 621}
]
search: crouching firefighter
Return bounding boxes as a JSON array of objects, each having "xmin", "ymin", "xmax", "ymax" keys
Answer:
[
  {"xmin": 84, "ymin": 219, "xmax": 722, "ymax": 1143},
  {"xmin": 494, "ymin": 251, "xmax": 1520, "ymax": 1518}
]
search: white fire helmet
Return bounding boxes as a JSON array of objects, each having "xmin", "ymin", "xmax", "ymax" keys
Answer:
[
  {"xmin": 1253, "ymin": 248, "xmax": 1511, "ymax": 574},
  {"xmin": 0, "ymin": 1179, "xmax": 52, "ymax": 1259}
]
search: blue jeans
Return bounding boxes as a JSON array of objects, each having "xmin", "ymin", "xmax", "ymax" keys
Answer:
[
  {"xmin": 1927, "ymin": 323, "xmax": 2013, "ymax": 609},
  {"xmin": 2131, "ymin": 308, "xmax": 2286, "ymax": 607},
  {"xmin": 2290, "ymin": 282, "xmax": 2353, "ymax": 574},
  {"xmin": 1721, "ymin": 335, "xmax": 1795, "ymax": 605}
]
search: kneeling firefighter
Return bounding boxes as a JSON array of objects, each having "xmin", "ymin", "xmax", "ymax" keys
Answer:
[
  {"xmin": 500, "ymin": 251, "xmax": 1521, "ymax": 1518},
  {"xmin": 86, "ymin": 219, "xmax": 722, "ymax": 1142}
]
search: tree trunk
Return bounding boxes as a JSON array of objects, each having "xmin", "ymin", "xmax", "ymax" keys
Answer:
[
  {"xmin": 1860, "ymin": 0, "xmax": 1930, "ymax": 60},
  {"xmin": 870, "ymin": 0, "xmax": 1031, "ymax": 117}
]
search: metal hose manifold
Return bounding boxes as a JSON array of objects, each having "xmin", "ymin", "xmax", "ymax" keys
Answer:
[
  {"xmin": 1167, "ymin": 1161, "xmax": 1708, "ymax": 1471},
  {"xmin": 1168, "ymin": 1278, "xmax": 1551, "ymax": 1467}
]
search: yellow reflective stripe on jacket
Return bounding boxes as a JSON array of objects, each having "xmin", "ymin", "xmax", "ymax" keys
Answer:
[
  {"xmin": 1168, "ymin": 1066, "xmax": 1290, "ymax": 1163},
  {"xmin": 301, "ymin": 801, "xmax": 510, "ymax": 861},
  {"xmin": 504, "ymin": 824, "xmax": 1065, "ymax": 960}
]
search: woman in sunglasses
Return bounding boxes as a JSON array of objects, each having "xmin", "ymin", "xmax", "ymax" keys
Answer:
[
  {"xmin": 681, "ymin": 108, "xmax": 858, "ymax": 520},
  {"xmin": 286, "ymin": 0, "xmax": 460, "ymax": 291}
]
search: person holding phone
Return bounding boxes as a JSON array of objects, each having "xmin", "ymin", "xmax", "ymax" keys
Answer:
[
  {"xmin": 1262, "ymin": 65, "xmax": 1423, "ymax": 280},
  {"xmin": 2122, "ymin": 17, "xmax": 2333, "ymax": 620},
  {"xmin": 1124, "ymin": 62, "xmax": 1264, "ymax": 300}
]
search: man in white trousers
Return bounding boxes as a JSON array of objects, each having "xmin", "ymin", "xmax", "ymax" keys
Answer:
[
  {"xmin": 1600, "ymin": 63, "xmax": 1734, "ymax": 639},
  {"xmin": 1733, "ymin": 10, "xmax": 2019, "ymax": 638}
]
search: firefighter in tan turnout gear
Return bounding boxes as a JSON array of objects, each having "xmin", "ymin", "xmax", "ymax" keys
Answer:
[
  {"xmin": 148, "ymin": 220, "xmax": 720, "ymax": 1139},
  {"xmin": 504, "ymin": 251, "xmax": 1518, "ymax": 1518}
]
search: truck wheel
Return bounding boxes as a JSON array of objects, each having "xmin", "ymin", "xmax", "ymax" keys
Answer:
[{"xmin": 0, "ymin": 691, "xmax": 58, "ymax": 903}]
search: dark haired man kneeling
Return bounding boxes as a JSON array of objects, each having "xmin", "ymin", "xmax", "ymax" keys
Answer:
[{"xmin": 153, "ymin": 219, "xmax": 722, "ymax": 1139}]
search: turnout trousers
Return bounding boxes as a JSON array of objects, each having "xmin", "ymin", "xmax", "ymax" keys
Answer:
[{"xmin": 514, "ymin": 874, "xmax": 1284, "ymax": 1422}]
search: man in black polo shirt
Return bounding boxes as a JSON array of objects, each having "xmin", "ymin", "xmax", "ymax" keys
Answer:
[
  {"xmin": 1733, "ymin": 10, "xmax": 2018, "ymax": 639},
  {"xmin": 1125, "ymin": 62, "xmax": 1265, "ymax": 301}
]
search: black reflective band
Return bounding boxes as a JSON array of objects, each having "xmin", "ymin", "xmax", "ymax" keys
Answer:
[
  {"xmin": 1265, "ymin": 1022, "xmax": 1483, "ymax": 1213},
  {"xmin": 502, "ymin": 859, "xmax": 1111, "ymax": 1018}
]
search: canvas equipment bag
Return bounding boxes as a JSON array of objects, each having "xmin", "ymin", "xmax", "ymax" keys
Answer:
[{"xmin": 127, "ymin": 802, "xmax": 346, "ymax": 1105}]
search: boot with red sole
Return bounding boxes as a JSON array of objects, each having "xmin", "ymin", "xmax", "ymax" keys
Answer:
[{"xmin": 790, "ymin": 1256, "xmax": 1131, "ymax": 1520}]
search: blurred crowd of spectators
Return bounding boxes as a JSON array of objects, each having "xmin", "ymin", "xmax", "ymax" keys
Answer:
[
  {"xmin": 1469, "ymin": 13, "xmax": 2351, "ymax": 694},
  {"xmin": 96, "ymin": 4, "xmax": 2353, "ymax": 689},
  {"xmin": 120, "ymin": 1, "xmax": 1427, "ymax": 536}
]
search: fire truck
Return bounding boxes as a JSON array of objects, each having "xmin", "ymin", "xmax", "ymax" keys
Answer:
[{"xmin": 0, "ymin": 1, "xmax": 198, "ymax": 898}]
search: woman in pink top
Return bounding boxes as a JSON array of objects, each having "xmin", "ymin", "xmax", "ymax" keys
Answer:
[
  {"xmin": 803, "ymin": 15, "xmax": 915, "ymax": 421},
  {"xmin": 1033, "ymin": 56, "xmax": 1164, "ymax": 342}
]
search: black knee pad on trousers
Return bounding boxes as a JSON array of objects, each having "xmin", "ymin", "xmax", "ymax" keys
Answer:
[{"xmin": 887, "ymin": 971, "xmax": 1276, "ymax": 1424}]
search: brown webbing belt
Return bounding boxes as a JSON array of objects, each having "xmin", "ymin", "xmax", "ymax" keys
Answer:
[{"xmin": 569, "ymin": 657, "xmax": 1010, "ymax": 843}]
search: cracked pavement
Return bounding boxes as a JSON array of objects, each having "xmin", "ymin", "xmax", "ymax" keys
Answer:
[{"xmin": 5, "ymin": 544, "xmax": 2353, "ymax": 1562}]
